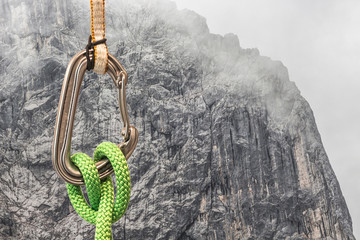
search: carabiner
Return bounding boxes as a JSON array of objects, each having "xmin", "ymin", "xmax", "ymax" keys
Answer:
[{"xmin": 52, "ymin": 50, "xmax": 138, "ymax": 186}]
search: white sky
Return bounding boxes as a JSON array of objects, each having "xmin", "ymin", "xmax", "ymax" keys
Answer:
[{"xmin": 172, "ymin": 0, "xmax": 360, "ymax": 238}]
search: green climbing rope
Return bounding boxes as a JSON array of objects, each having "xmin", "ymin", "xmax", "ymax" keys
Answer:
[{"xmin": 66, "ymin": 142, "xmax": 131, "ymax": 240}]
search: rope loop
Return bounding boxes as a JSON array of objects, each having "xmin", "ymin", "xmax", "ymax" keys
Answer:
[{"xmin": 66, "ymin": 142, "xmax": 131, "ymax": 240}]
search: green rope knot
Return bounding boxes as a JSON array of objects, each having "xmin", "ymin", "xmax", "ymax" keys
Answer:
[{"xmin": 66, "ymin": 142, "xmax": 131, "ymax": 240}]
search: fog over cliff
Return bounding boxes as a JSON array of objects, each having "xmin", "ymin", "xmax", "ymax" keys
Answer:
[{"xmin": 0, "ymin": 0, "xmax": 355, "ymax": 239}]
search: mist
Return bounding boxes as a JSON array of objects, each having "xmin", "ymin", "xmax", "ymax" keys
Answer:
[{"xmin": 172, "ymin": 0, "xmax": 360, "ymax": 238}]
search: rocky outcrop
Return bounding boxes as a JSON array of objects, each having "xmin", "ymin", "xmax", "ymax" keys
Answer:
[{"xmin": 0, "ymin": 0, "xmax": 355, "ymax": 239}]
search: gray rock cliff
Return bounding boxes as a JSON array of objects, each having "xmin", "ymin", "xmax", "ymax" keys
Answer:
[{"xmin": 0, "ymin": 0, "xmax": 355, "ymax": 239}]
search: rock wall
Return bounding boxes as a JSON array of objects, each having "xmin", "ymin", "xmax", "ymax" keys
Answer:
[{"xmin": 0, "ymin": 0, "xmax": 355, "ymax": 239}]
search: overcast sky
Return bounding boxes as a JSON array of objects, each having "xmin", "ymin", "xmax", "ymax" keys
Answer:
[{"xmin": 172, "ymin": 0, "xmax": 360, "ymax": 238}]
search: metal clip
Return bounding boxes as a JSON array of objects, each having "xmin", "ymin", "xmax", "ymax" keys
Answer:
[{"xmin": 52, "ymin": 50, "xmax": 138, "ymax": 185}]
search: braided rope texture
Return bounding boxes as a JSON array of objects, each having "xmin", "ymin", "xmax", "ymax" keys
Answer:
[{"xmin": 66, "ymin": 142, "xmax": 131, "ymax": 240}]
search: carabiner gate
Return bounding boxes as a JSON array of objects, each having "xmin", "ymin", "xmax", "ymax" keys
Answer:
[{"xmin": 52, "ymin": 50, "xmax": 138, "ymax": 185}]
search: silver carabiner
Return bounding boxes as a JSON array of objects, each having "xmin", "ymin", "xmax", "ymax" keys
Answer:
[{"xmin": 52, "ymin": 50, "xmax": 138, "ymax": 186}]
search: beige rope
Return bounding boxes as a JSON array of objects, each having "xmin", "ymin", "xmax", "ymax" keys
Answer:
[{"xmin": 91, "ymin": 0, "xmax": 108, "ymax": 74}]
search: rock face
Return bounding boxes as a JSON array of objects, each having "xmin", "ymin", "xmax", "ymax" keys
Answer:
[{"xmin": 0, "ymin": 0, "xmax": 355, "ymax": 239}]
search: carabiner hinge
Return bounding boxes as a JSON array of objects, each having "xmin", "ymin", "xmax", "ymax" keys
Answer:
[{"xmin": 118, "ymin": 126, "xmax": 138, "ymax": 161}]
